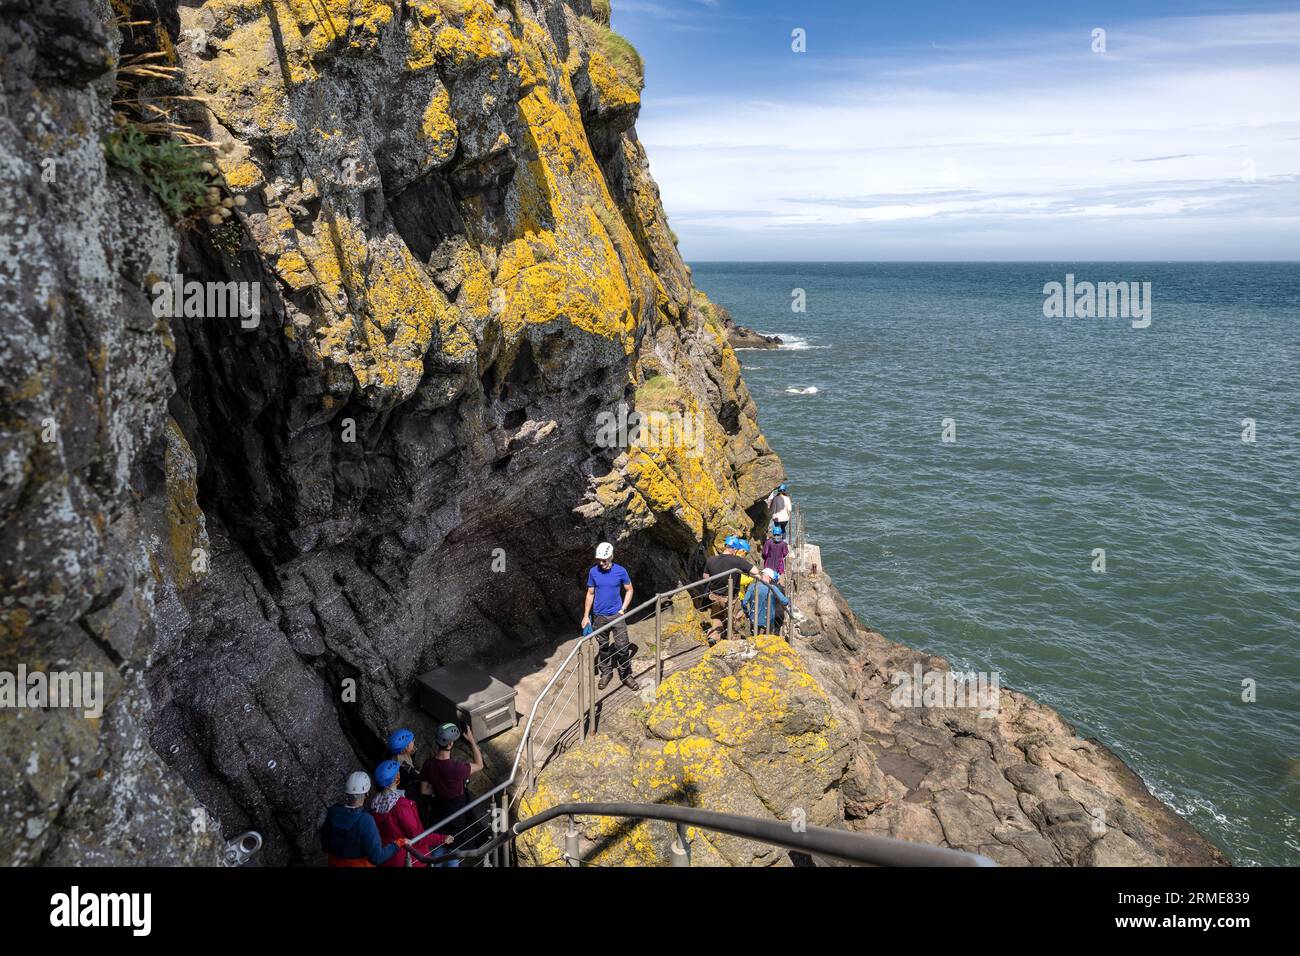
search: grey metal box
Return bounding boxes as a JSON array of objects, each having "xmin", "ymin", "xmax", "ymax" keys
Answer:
[{"xmin": 415, "ymin": 665, "xmax": 518, "ymax": 742}]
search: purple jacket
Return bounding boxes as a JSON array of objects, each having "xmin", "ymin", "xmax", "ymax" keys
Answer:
[{"xmin": 762, "ymin": 539, "xmax": 789, "ymax": 575}]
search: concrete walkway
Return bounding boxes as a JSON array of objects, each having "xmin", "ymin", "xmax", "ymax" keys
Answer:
[{"xmin": 474, "ymin": 606, "xmax": 713, "ymax": 786}]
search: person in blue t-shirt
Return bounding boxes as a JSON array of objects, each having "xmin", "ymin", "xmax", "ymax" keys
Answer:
[
  {"xmin": 582, "ymin": 541, "xmax": 639, "ymax": 691},
  {"xmin": 742, "ymin": 567, "xmax": 790, "ymax": 636}
]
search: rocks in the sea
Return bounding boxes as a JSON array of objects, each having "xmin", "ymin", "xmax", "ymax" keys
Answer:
[
  {"xmin": 517, "ymin": 571, "xmax": 1228, "ymax": 867},
  {"xmin": 728, "ymin": 327, "xmax": 784, "ymax": 350},
  {"xmin": 694, "ymin": 290, "xmax": 782, "ymax": 349}
]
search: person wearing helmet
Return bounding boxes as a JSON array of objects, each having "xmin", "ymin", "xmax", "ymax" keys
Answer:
[
  {"xmin": 762, "ymin": 525, "xmax": 789, "ymax": 576},
  {"xmin": 734, "ymin": 538, "xmax": 756, "ymax": 590},
  {"xmin": 418, "ymin": 722, "xmax": 485, "ymax": 846},
  {"xmin": 387, "ymin": 728, "xmax": 419, "ymax": 793},
  {"xmin": 318, "ymin": 771, "xmax": 404, "ymax": 867},
  {"xmin": 742, "ymin": 566, "xmax": 790, "ymax": 637},
  {"xmin": 581, "ymin": 542, "xmax": 638, "ymax": 691},
  {"xmin": 703, "ymin": 535, "xmax": 758, "ymax": 645},
  {"xmin": 369, "ymin": 759, "xmax": 454, "ymax": 867},
  {"xmin": 766, "ymin": 483, "xmax": 792, "ymax": 536}
]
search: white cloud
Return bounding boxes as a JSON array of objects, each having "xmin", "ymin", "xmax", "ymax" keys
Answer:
[{"xmin": 637, "ymin": 12, "xmax": 1300, "ymax": 259}]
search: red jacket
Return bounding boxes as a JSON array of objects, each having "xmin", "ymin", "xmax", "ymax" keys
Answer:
[{"xmin": 370, "ymin": 795, "xmax": 447, "ymax": 867}]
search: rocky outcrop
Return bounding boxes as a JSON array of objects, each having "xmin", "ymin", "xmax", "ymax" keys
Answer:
[
  {"xmin": 0, "ymin": 0, "xmax": 224, "ymax": 865},
  {"xmin": 726, "ymin": 326, "xmax": 782, "ymax": 350},
  {"xmin": 517, "ymin": 634, "xmax": 855, "ymax": 866},
  {"xmin": 696, "ymin": 293, "xmax": 782, "ymax": 350},
  {"xmin": 0, "ymin": 0, "xmax": 1225, "ymax": 868},
  {"xmin": 790, "ymin": 573, "xmax": 1228, "ymax": 866}
]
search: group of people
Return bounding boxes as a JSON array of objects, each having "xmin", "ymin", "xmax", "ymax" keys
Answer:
[
  {"xmin": 577, "ymin": 482, "xmax": 790, "ymax": 655},
  {"xmin": 706, "ymin": 483, "xmax": 795, "ymax": 640},
  {"xmin": 319, "ymin": 484, "xmax": 798, "ymax": 866},
  {"xmin": 586, "ymin": 482, "xmax": 797, "ymax": 671},
  {"xmin": 320, "ymin": 722, "xmax": 485, "ymax": 867},
  {"xmin": 704, "ymin": 534, "xmax": 791, "ymax": 642}
]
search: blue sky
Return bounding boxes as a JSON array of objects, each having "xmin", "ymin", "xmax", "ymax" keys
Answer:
[{"xmin": 609, "ymin": 0, "xmax": 1300, "ymax": 260}]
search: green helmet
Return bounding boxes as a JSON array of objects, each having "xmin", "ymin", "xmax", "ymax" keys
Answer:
[{"xmin": 436, "ymin": 722, "xmax": 461, "ymax": 748}]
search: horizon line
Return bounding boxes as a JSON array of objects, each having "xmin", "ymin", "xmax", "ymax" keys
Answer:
[{"xmin": 686, "ymin": 259, "xmax": 1300, "ymax": 265}]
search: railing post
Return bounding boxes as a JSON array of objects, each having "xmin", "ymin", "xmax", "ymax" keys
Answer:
[
  {"xmin": 526, "ymin": 726, "xmax": 536, "ymax": 790},
  {"xmin": 726, "ymin": 574, "xmax": 734, "ymax": 642},
  {"xmin": 587, "ymin": 640, "xmax": 599, "ymax": 738},
  {"xmin": 565, "ymin": 815, "xmax": 581, "ymax": 867},
  {"xmin": 499, "ymin": 792, "xmax": 511, "ymax": 868},
  {"xmin": 653, "ymin": 594, "xmax": 663, "ymax": 688},
  {"xmin": 577, "ymin": 646, "xmax": 588, "ymax": 745},
  {"xmin": 670, "ymin": 822, "xmax": 691, "ymax": 867}
]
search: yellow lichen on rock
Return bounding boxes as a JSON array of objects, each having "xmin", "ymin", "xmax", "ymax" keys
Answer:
[
  {"xmin": 162, "ymin": 419, "xmax": 209, "ymax": 592},
  {"xmin": 193, "ymin": 4, "xmax": 303, "ymax": 140},
  {"xmin": 294, "ymin": 215, "xmax": 473, "ymax": 396},
  {"xmin": 585, "ymin": 46, "xmax": 641, "ymax": 112},
  {"xmin": 216, "ymin": 156, "xmax": 261, "ymax": 191},
  {"xmin": 515, "ymin": 635, "xmax": 852, "ymax": 866},
  {"xmin": 426, "ymin": 0, "xmax": 510, "ymax": 73},
  {"xmin": 419, "ymin": 85, "xmax": 458, "ymax": 167},
  {"xmin": 282, "ymin": 0, "xmax": 393, "ymax": 58}
]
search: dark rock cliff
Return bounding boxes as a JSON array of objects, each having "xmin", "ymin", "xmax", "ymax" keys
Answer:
[{"xmin": 2, "ymin": 0, "xmax": 778, "ymax": 865}]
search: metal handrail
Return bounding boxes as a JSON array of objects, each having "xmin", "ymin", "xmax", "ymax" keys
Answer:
[
  {"xmin": 409, "ymin": 567, "xmax": 751, "ymax": 847},
  {"xmin": 406, "ymin": 560, "xmax": 992, "ymax": 868},
  {"xmin": 442, "ymin": 801, "xmax": 996, "ymax": 867}
]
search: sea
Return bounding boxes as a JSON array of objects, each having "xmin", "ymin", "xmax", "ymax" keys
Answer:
[{"xmin": 693, "ymin": 261, "xmax": 1300, "ymax": 866}]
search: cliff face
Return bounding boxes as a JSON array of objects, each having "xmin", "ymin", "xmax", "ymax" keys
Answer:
[
  {"xmin": 1, "ymin": 0, "xmax": 779, "ymax": 865},
  {"xmin": 0, "ymin": 0, "xmax": 1225, "ymax": 868}
]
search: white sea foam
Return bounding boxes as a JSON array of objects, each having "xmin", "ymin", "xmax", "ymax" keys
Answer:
[
  {"xmin": 759, "ymin": 333, "xmax": 826, "ymax": 351},
  {"xmin": 784, "ymin": 386, "xmax": 819, "ymax": 395}
]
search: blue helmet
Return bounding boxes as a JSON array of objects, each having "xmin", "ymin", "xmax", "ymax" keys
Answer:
[
  {"xmin": 724, "ymin": 535, "xmax": 738, "ymax": 549},
  {"xmin": 387, "ymin": 728, "xmax": 414, "ymax": 754},
  {"xmin": 771, "ymin": 526, "xmax": 784, "ymax": 539},
  {"xmin": 374, "ymin": 759, "xmax": 401, "ymax": 789},
  {"xmin": 778, "ymin": 483, "xmax": 787, "ymax": 492},
  {"xmin": 766, "ymin": 568, "xmax": 780, "ymax": 583},
  {"xmin": 735, "ymin": 539, "xmax": 750, "ymax": 553}
]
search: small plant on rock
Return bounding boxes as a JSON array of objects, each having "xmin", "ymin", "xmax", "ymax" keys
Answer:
[{"xmin": 103, "ymin": 120, "xmax": 246, "ymax": 230}]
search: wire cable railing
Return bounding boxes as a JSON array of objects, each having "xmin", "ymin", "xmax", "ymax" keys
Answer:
[
  {"xmin": 406, "ymin": 568, "xmax": 750, "ymax": 863},
  {"xmin": 405, "ymin": 557, "xmax": 991, "ymax": 868}
]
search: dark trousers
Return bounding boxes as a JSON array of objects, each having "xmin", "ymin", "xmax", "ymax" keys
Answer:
[
  {"xmin": 593, "ymin": 612, "xmax": 632, "ymax": 678},
  {"xmin": 421, "ymin": 789, "xmax": 487, "ymax": 850}
]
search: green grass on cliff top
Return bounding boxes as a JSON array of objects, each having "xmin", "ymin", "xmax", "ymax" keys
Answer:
[{"xmin": 583, "ymin": 17, "xmax": 644, "ymax": 89}]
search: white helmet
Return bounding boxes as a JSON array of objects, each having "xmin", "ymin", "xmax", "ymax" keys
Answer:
[
  {"xmin": 345, "ymin": 771, "xmax": 372, "ymax": 796},
  {"xmin": 595, "ymin": 542, "xmax": 614, "ymax": 560}
]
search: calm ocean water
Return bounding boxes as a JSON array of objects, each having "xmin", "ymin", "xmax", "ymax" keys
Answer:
[{"xmin": 693, "ymin": 262, "xmax": 1300, "ymax": 866}]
